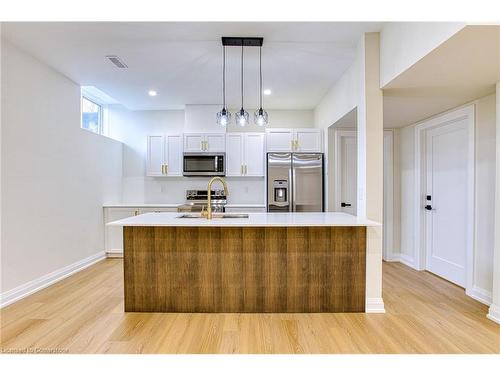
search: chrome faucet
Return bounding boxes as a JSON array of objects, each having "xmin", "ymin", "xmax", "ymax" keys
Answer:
[{"xmin": 202, "ymin": 176, "xmax": 229, "ymax": 219}]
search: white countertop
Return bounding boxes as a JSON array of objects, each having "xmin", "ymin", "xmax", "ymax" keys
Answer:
[{"xmin": 107, "ymin": 212, "xmax": 380, "ymax": 227}]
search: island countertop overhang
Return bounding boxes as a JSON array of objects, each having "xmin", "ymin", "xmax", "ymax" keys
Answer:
[{"xmin": 107, "ymin": 212, "xmax": 380, "ymax": 227}]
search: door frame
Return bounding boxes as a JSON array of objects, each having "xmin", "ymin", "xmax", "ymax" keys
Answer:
[
  {"xmin": 334, "ymin": 129, "xmax": 357, "ymax": 212},
  {"xmin": 383, "ymin": 130, "xmax": 395, "ymax": 261},
  {"xmin": 413, "ymin": 105, "xmax": 475, "ymax": 292}
]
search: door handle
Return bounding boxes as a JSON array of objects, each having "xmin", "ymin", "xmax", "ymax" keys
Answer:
[{"xmin": 341, "ymin": 202, "xmax": 351, "ymax": 207}]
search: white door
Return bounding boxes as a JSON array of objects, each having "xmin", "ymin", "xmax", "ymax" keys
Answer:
[
  {"xmin": 338, "ymin": 133, "xmax": 357, "ymax": 215},
  {"xmin": 146, "ymin": 135, "xmax": 165, "ymax": 176},
  {"xmin": 184, "ymin": 134, "xmax": 204, "ymax": 152},
  {"xmin": 226, "ymin": 133, "xmax": 244, "ymax": 176},
  {"xmin": 244, "ymin": 133, "xmax": 265, "ymax": 176},
  {"xmin": 206, "ymin": 134, "xmax": 226, "ymax": 152},
  {"xmin": 266, "ymin": 130, "xmax": 293, "ymax": 152},
  {"xmin": 425, "ymin": 120, "xmax": 469, "ymax": 287},
  {"xmin": 165, "ymin": 135, "xmax": 183, "ymax": 176},
  {"xmin": 295, "ymin": 130, "xmax": 322, "ymax": 152}
]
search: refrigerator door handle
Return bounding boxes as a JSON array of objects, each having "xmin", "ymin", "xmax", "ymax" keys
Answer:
[
  {"xmin": 288, "ymin": 159, "xmax": 295, "ymax": 212},
  {"xmin": 291, "ymin": 163, "xmax": 295, "ymax": 212}
]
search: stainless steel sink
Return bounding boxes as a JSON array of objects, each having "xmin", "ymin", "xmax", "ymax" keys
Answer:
[{"xmin": 177, "ymin": 213, "xmax": 249, "ymax": 219}]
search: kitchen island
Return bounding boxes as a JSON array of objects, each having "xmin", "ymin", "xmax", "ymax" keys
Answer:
[{"xmin": 108, "ymin": 212, "xmax": 379, "ymax": 313}]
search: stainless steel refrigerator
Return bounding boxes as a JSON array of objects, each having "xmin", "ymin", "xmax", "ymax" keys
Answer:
[{"xmin": 267, "ymin": 153, "xmax": 324, "ymax": 212}]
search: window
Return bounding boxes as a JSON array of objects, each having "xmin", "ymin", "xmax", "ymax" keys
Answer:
[{"xmin": 81, "ymin": 96, "xmax": 103, "ymax": 134}]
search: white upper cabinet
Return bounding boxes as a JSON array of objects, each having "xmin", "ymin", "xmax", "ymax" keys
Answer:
[
  {"xmin": 266, "ymin": 128, "xmax": 323, "ymax": 153},
  {"xmin": 165, "ymin": 135, "xmax": 183, "ymax": 176},
  {"xmin": 294, "ymin": 129, "xmax": 323, "ymax": 152},
  {"xmin": 226, "ymin": 133, "xmax": 244, "ymax": 176},
  {"xmin": 244, "ymin": 133, "xmax": 265, "ymax": 176},
  {"xmin": 183, "ymin": 134, "xmax": 204, "ymax": 152},
  {"xmin": 183, "ymin": 133, "xmax": 225, "ymax": 153},
  {"xmin": 146, "ymin": 135, "xmax": 165, "ymax": 176},
  {"xmin": 265, "ymin": 129, "xmax": 294, "ymax": 152},
  {"xmin": 146, "ymin": 135, "xmax": 183, "ymax": 177},
  {"xmin": 205, "ymin": 134, "xmax": 225, "ymax": 152},
  {"xmin": 225, "ymin": 132, "xmax": 265, "ymax": 177}
]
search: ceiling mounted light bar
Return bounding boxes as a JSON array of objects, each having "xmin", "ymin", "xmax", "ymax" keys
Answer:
[
  {"xmin": 221, "ymin": 37, "xmax": 263, "ymax": 47},
  {"xmin": 217, "ymin": 36, "xmax": 267, "ymax": 127}
]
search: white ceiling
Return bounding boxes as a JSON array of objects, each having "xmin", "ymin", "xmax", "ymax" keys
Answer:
[
  {"xmin": 2, "ymin": 22, "xmax": 382, "ymax": 110},
  {"xmin": 383, "ymin": 25, "xmax": 500, "ymax": 128}
]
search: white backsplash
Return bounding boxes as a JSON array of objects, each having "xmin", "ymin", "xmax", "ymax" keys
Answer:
[{"xmin": 122, "ymin": 176, "xmax": 265, "ymax": 205}]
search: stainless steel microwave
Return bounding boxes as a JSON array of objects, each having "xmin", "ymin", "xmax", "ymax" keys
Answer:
[{"xmin": 183, "ymin": 153, "xmax": 226, "ymax": 177}]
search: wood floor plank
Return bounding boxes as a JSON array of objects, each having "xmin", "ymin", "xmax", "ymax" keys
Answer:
[{"xmin": 1, "ymin": 259, "xmax": 499, "ymax": 354}]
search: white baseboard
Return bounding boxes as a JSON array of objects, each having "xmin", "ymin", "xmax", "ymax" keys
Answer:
[
  {"xmin": 0, "ymin": 251, "xmax": 106, "ymax": 308},
  {"xmin": 398, "ymin": 253, "xmax": 418, "ymax": 270},
  {"xmin": 366, "ymin": 297, "xmax": 385, "ymax": 313},
  {"xmin": 386, "ymin": 252, "xmax": 418, "ymax": 268},
  {"xmin": 383, "ymin": 254, "xmax": 400, "ymax": 262},
  {"xmin": 487, "ymin": 304, "xmax": 500, "ymax": 324},
  {"xmin": 466, "ymin": 285, "xmax": 492, "ymax": 306},
  {"xmin": 106, "ymin": 249, "xmax": 124, "ymax": 258}
]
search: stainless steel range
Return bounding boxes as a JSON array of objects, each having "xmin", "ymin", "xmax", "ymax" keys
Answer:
[{"xmin": 177, "ymin": 189, "xmax": 227, "ymax": 213}]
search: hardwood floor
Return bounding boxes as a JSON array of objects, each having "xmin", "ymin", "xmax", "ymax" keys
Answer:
[{"xmin": 1, "ymin": 259, "xmax": 498, "ymax": 354}]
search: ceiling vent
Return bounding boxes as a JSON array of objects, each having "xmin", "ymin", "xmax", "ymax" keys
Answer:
[{"xmin": 106, "ymin": 55, "xmax": 128, "ymax": 69}]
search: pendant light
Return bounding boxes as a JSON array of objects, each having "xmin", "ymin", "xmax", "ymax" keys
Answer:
[
  {"xmin": 216, "ymin": 45, "xmax": 231, "ymax": 126},
  {"xmin": 254, "ymin": 45, "xmax": 268, "ymax": 126},
  {"xmin": 235, "ymin": 45, "xmax": 249, "ymax": 127}
]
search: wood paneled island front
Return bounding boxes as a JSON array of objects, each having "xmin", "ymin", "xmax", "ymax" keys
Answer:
[{"xmin": 108, "ymin": 212, "xmax": 379, "ymax": 313}]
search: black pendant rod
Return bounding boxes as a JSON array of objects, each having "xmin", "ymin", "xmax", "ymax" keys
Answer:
[
  {"xmin": 259, "ymin": 46, "xmax": 263, "ymax": 110},
  {"xmin": 222, "ymin": 45, "xmax": 226, "ymax": 109},
  {"xmin": 240, "ymin": 44, "xmax": 244, "ymax": 109}
]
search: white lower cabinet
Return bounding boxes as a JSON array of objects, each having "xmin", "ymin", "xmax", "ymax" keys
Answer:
[
  {"xmin": 226, "ymin": 132, "xmax": 265, "ymax": 176},
  {"xmin": 104, "ymin": 207, "xmax": 178, "ymax": 255}
]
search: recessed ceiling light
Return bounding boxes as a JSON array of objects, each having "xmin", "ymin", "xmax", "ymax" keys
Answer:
[
  {"xmin": 263, "ymin": 89, "xmax": 272, "ymax": 96},
  {"xmin": 148, "ymin": 90, "xmax": 157, "ymax": 97}
]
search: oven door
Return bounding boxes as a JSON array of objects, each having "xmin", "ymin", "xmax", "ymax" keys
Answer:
[{"xmin": 183, "ymin": 153, "xmax": 225, "ymax": 176}]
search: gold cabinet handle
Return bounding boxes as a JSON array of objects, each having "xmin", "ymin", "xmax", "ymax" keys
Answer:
[
  {"xmin": 165, "ymin": 164, "xmax": 168, "ymax": 175},
  {"xmin": 245, "ymin": 165, "xmax": 248, "ymax": 175},
  {"xmin": 201, "ymin": 141, "xmax": 204, "ymax": 151},
  {"xmin": 205, "ymin": 141, "xmax": 209, "ymax": 151},
  {"xmin": 291, "ymin": 140, "xmax": 294, "ymax": 151},
  {"xmin": 241, "ymin": 164, "xmax": 244, "ymax": 175},
  {"xmin": 161, "ymin": 165, "xmax": 165, "ymax": 174},
  {"xmin": 134, "ymin": 210, "xmax": 139, "ymax": 216}
]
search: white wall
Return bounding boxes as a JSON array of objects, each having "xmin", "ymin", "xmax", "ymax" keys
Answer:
[
  {"xmin": 314, "ymin": 34, "xmax": 385, "ymax": 312},
  {"xmin": 397, "ymin": 94, "xmax": 496, "ymax": 301},
  {"xmin": 314, "ymin": 42, "xmax": 362, "ymax": 130},
  {"xmin": 380, "ymin": 22, "xmax": 465, "ymax": 87},
  {"xmin": 107, "ymin": 105, "xmax": 314, "ymax": 205},
  {"xmin": 1, "ymin": 41, "xmax": 123, "ymax": 294}
]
